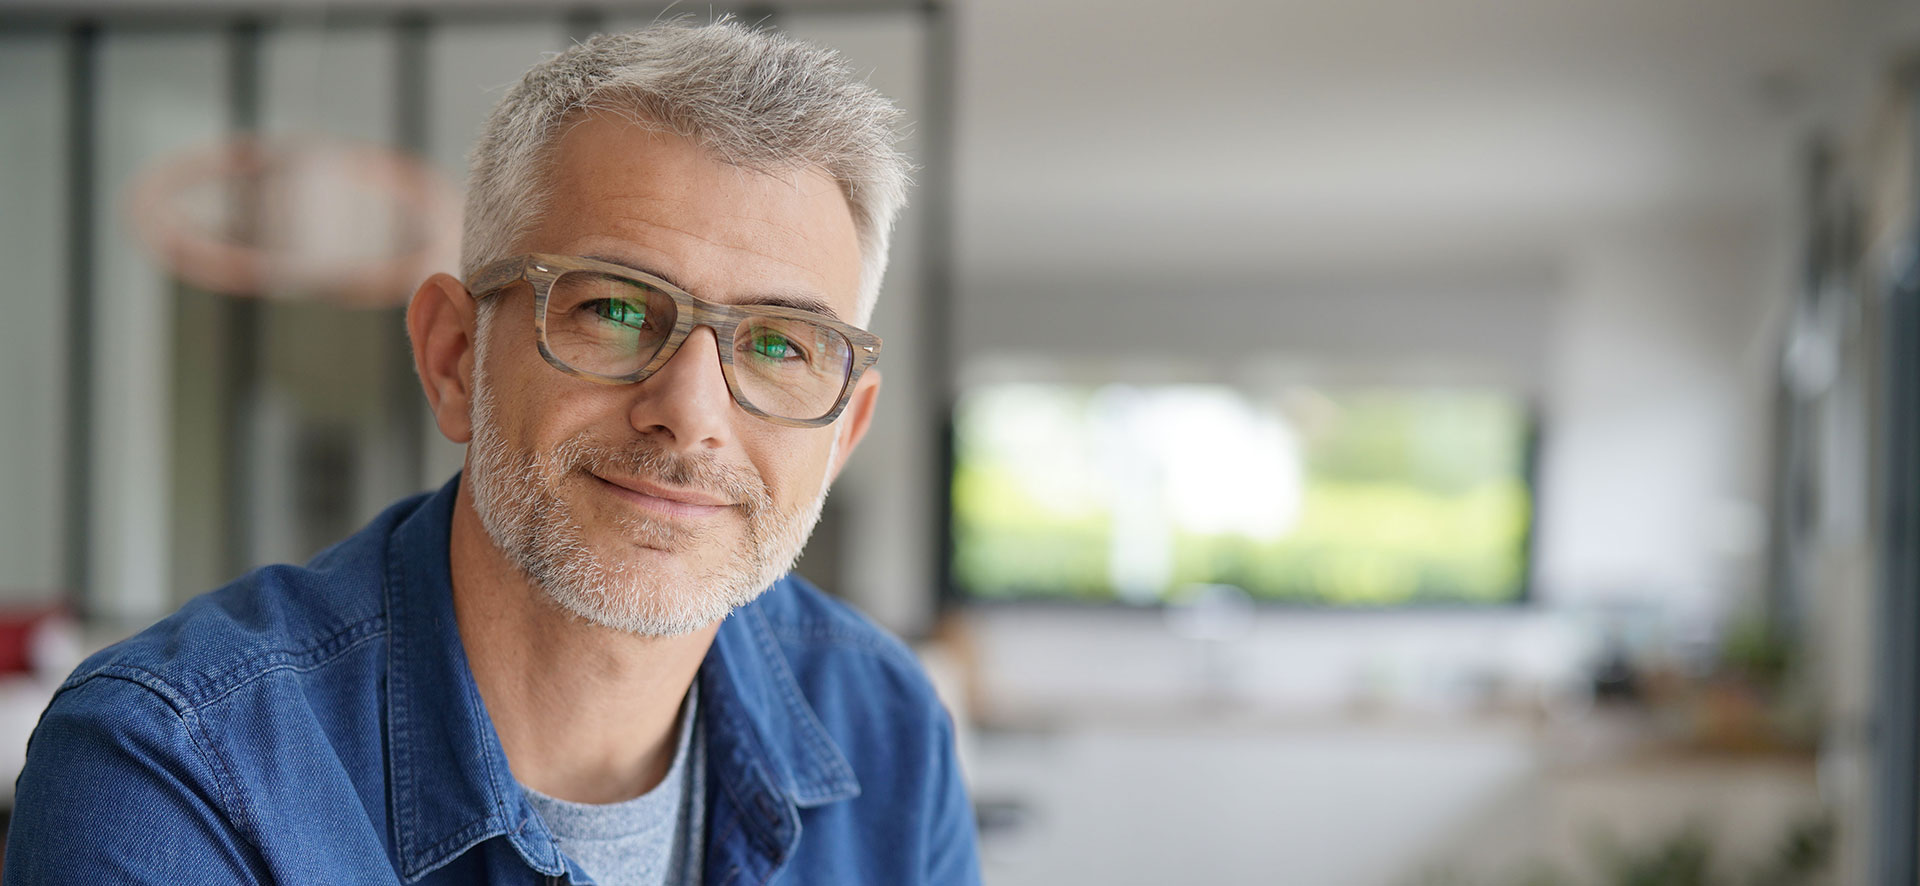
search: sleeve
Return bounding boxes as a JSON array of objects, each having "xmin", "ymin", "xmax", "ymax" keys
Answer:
[
  {"xmin": 4, "ymin": 676, "xmax": 269, "ymax": 884},
  {"xmin": 920, "ymin": 707, "xmax": 982, "ymax": 886}
]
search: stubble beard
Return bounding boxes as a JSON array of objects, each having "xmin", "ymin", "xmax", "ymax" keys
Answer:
[{"xmin": 463, "ymin": 359, "xmax": 833, "ymax": 637}]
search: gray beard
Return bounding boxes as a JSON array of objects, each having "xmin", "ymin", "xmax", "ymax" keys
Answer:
[{"xmin": 463, "ymin": 362, "xmax": 833, "ymax": 637}]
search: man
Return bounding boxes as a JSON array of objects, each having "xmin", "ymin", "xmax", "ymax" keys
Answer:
[{"xmin": 5, "ymin": 21, "xmax": 979, "ymax": 885}]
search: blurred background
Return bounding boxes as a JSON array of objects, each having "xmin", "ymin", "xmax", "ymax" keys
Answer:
[{"xmin": 3, "ymin": 0, "xmax": 1920, "ymax": 883}]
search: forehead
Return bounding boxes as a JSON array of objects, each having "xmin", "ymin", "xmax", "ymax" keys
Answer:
[{"xmin": 527, "ymin": 113, "xmax": 863, "ymax": 318}]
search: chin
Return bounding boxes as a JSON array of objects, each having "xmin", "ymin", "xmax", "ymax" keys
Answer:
[{"xmin": 537, "ymin": 527, "xmax": 783, "ymax": 638}]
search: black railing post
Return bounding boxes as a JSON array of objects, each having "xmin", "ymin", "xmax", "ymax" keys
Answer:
[{"xmin": 62, "ymin": 20, "xmax": 100, "ymax": 618}]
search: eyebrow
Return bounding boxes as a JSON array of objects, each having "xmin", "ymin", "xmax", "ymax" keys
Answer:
[{"xmin": 581, "ymin": 253, "xmax": 845, "ymax": 321}]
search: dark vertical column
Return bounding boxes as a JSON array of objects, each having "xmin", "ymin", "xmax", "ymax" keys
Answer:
[
  {"xmin": 221, "ymin": 18, "xmax": 264, "ymax": 579},
  {"xmin": 1877, "ymin": 251, "xmax": 1920, "ymax": 886},
  {"xmin": 391, "ymin": 13, "xmax": 429, "ymax": 491},
  {"xmin": 1771, "ymin": 141, "xmax": 1834, "ymax": 647},
  {"xmin": 1517, "ymin": 410, "xmax": 1543, "ymax": 604},
  {"xmin": 920, "ymin": 0, "xmax": 961, "ymax": 614},
  {"xmin": 63, "ymin": 20, "xmax": 99, "ymax": 617},
  {"xmin": 1873, "ymin": 73, "xmax": 1920, "ymax": 886}
]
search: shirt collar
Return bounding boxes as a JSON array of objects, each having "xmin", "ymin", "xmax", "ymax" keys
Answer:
[
  {"xmin": 700, "ymin": 601, "xmax": 862, "ymax": 809},
  {"xmin": 384, "ymin": 475, "xmax": 565, "ymax": 882},
  {"xmin": 381, "ymin": 474, "xmax": 859, "ymax": 882}
]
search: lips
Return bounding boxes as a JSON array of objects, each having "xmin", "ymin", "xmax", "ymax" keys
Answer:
[{"xmin": 590, "ymin": 471, "xmax": 734, "ymax": 519}]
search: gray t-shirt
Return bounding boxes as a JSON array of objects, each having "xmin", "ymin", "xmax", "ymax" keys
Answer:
[{"xmin": 522, "ymin": 685, "xmax": 706, "ymax": 886}]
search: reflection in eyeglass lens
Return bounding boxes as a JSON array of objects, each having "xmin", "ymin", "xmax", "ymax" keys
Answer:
[
  {"xmin": 544, "ymin": 271, "xmax": 676, "ymax": 376},
  {"xmin": 541, "ymin": 269, "xmax": 856, "ymax": 421}
]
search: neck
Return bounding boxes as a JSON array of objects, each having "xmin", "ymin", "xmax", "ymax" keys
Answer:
[{"xmin": 448, "ymin": 481, "xmax": 719, "ymax": 804}]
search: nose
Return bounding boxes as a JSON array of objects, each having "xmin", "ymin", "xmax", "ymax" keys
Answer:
[{"xmin": 627, "ymin": 326, "xmax": 734, "ymax": 451}]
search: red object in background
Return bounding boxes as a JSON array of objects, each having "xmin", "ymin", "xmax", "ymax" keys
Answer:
[{"xmin": 0, "ymin": 605, "xmax": 67, "ymax": 676}]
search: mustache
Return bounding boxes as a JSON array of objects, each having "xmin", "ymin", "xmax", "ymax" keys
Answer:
[{"xmin": 553, "ymin": 435, "xmax": 769, "ymax": 515}]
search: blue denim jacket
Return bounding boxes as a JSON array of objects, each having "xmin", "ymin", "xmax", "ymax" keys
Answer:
[{"xmin": 5, "ymin": 477, "xmax": 979, "ymax": 885}]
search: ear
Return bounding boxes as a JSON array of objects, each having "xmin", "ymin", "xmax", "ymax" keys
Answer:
[
  {"xmin": 827, "ymin": 367, "xmax": 881, "ymax": 481},
  {"xmin": 407, "ymin": 272, "xmax": 480, "ymax": 444}
]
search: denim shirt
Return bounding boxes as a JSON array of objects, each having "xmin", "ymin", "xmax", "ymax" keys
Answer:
[{"xmin": 4, "ymin": 477, "xmax": 980, "ymax": 885}]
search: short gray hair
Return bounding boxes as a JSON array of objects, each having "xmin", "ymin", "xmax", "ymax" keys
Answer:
[{"xmin": 462, "ymin": 19, "xmax": 911, "ymax": 324}]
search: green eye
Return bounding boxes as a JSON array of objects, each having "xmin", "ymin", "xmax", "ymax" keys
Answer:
[
  {"xmin": 589, "ymin": 298, "xmax": 648, "ymax": 330},
  {"xmin": 750, "ymin": 333, "xmax": 800, "ymax": 360}
]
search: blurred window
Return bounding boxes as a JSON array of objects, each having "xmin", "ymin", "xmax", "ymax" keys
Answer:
[{"xmin": 953, "ymin": 383, "xmax": 1535, "ymax": 606}]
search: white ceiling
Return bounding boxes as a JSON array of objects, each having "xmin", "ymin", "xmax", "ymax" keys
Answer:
[
  {"xmin": 953, "ymin": 0, "xmax": 1918, "ymax": 280},
  {"xmin": 4, "ymin": 0, "xmax": 1913, "ymax": 282}
]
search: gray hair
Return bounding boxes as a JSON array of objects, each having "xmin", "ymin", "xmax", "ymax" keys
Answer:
[{"xmin": 462, "ymin": 19, "xmax": 911, "ymax": 324}]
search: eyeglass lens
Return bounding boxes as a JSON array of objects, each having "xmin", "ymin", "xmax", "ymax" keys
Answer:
[{"xmin": 542, "ymin": 270, "xmax": 856, "ymax": 421}]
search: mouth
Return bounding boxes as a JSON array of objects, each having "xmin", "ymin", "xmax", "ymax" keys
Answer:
[{"xmin": 589, "ymin": 471, "xmax": 735, "ymax": 520}]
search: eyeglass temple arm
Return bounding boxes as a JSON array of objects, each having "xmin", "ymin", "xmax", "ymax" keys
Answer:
[{"xmin": 465, "ymin": 257, "xmax": 531, "ymax": 299}]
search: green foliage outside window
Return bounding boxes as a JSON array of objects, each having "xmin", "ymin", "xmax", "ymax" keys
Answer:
[{"xmin": 953, "ymin": 384, "xmax": 1534, "ymax": 605}]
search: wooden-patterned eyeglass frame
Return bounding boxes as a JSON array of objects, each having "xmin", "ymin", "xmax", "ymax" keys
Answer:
[{"xmin": 466, "ymin": 253, "xmax": 882, "ymax": 429}]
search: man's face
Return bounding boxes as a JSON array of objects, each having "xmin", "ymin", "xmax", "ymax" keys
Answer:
[{"xmin": 463, "ymin": 113, "xmax": 873, "ymax": 636}]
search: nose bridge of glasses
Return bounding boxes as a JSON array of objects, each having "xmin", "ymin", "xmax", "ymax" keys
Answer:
[
  {"xmin": 678, "ymin": 295, "xmax": 750, "ymax": 335},
  {"xmin": 657, "ymin": 318, "xmax": 726, "ymax": 372},
  {"xmin": 631, "ymin": 319, "xmax": 740, "ymax": 413}
]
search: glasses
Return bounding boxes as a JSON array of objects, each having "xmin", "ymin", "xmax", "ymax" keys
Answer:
[{"xmin": 467, "ymin": 253, "xmax": 882, "ymax": 428}]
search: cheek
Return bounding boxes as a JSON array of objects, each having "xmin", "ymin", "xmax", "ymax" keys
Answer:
[
  {"xmin": 749, "ymin": 432, "xmax": 838, "ymax": 503},
  {"xmin": 485, "ymin": 369, "xmax": 541, "ymax": 441},
  {"xmin": 483, "ymin": 358, "xmax": 596, "ymax": 450}
]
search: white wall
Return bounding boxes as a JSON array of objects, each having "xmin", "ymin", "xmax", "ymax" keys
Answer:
[
  {"xmin": 0, "ymin": 38, "xmax": 70, "ymax": 606},
  {"xmin": 1534, "ymin": 214, "xmax": 1786, "ymax": 622}
]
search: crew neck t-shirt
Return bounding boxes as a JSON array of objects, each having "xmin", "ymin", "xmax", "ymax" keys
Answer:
[{"xmin": 521, "ymin": 684, "xmax": 705, "ymax": 886}]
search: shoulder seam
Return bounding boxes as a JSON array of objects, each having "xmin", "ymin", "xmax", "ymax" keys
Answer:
[
  {"xmin": 195, "ymin": 616, "xmax": 387, "ymax": 711},
  {"xmin": 69, "ymin": 615, "xmax": 386, "ymax": 714}
]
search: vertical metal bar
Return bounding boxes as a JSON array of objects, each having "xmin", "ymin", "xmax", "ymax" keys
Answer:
[
  {"xmin": 221, "ymin": 17, "xmax": 264, "ymax": 578},
  {"xmin": 918, "ymin": 0, "xmax": 961, "ymax": 614},
  {"xmin": 1873, "ymin": 72, "xmax": 1920, "ymax": 886},
  {"xmin": 1878, "ymin": 253, "xmax": 1920, "ymax": 886},
  {"xmin": 63, "ymin": 20, "xmax": 99, "ymax": 618},
  {"xmin": 391, "ymin": 12, "xmax": 429, "ymax": 492}
]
